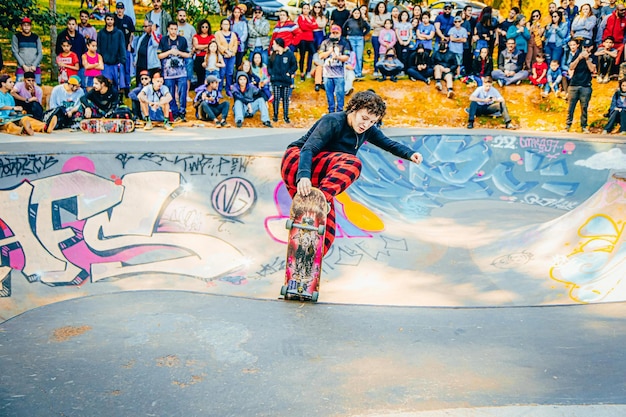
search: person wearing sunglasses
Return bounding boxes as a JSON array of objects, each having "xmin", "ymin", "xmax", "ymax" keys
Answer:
[
  {"xmin": 129, "ymin": 69, "xmax": 153, "ymax": 120},
  {"xmin": 525, "ymin": 10, "xmax": 544, "ymax": 70},
  {"xmin": 247, "ymin": 6, "xmax": 270, "ymax": 66},
  {"xmin": 134, "ymin": 18, "xmax": 161, "ymax": 85},
  {"xmin": 434, "ymin": 2, "xmax": 455, "ymax": 49},
  {"xmin": 543, "ymin": 10, "xmax": 568, "ymax": 64}
]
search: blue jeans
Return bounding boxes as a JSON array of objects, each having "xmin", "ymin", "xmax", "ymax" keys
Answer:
[
  {"xmin": 164, "ymin": 76, "xmax": 188, "ymax": 118},
  {"xmin": 102, "ymin": 64, "xmax": 120, "ymax": 89},
  {"xmin": 347, "ymin": 35, "xmax": 364, "ymax": 78},
  {"xmin": 220, "ymin": 56, "xmax": 236, "ymax": 93},
  {"xmin": 324, "ymin": 77, "xmax": 345, "ymax": 113},
  {"xmin": 566, "ymin": 85, "xmax": 592, "ymax": 129},
  {"xmin": 371, "ymin": 36, "xmax": 381, "ymax": 70},
  {"xmin": 543, "ymin": 42, "xmax": 563, "ymax": 66},
  {"xmin": 233, "ymin": 97, "xmax": 270, "ymax": 123},
  {"xmin": 249, "ymin": 46, "xmax": 268, "ymax": 66}
]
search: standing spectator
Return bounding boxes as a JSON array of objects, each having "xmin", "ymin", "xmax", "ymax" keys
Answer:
[
  {"xmin": 118, "ymin": 0, "xmax": 136, "ymax": 24},
  {"xmin": 319, "ymin": 24, "xmax": 351, "ymax": 113},
  {"xmin": 407, "ymin": 44, "xmax": 433, "ymax": 84},
  {"xmin": 601, "ymin": 0, "xmax": 617, "ymax": 19},
  {"xmin": 247, "ymin": 6, "xmax": 271, "ymax": 65},
  {"xmin": 158, "ymin": 21, "xmax": 191, "ymax": 122},
  {"xmin": 529, "ymin": 52, "xmax": 548, "ymax": 86},
  {"xmin": 268, "ymin": 38, "xmax": 297, "ymax": 123},
  {"xmin": 461, "ymin": 6, "xmax": 477, "ymax": 73},
  {"xmin": 526, "ymin": 10, "xmax": 545, "ymax": 70},
  {"xmin": 215, "ymin": 18, "xmax": 238, "ymax": 95},
  {"xmin": 82, "ymin": 39, "xmax": 104, "ymax": 91},
  {"xmin": 602, "ymin": 4, "xmax": 626, "ymax": 67},
  {"xmin": 344, "ymin": 50, "xmax": 357, "ymax": 95},
  {"xmin": 376, "ymin": 47, "xmax": 404, "ymax": 82},
  {"xmin": 138, "ymin": 72, "xmax": 174, "ymax": 130},
  {"xmin": 145, "ymin": 0, "xmax": 172, "ymax": 37},
  {"xmin": 474, "ymin": 7, "xmax": 498, "ymax": 57},
  {"xmin": 311, "ymin": 2, "xmax": 328, "ymax": 50},
  {"xmin": 231, "ymin": 71, "xmax": 272, "ymax": 128},
  {"xmin": 544, "ymin": 10, "xmax": 569, "ymax": 64},
  {"xmin": 448, "ymin": 15, "xmax": 468, "ymax": 78},
  {"xmin": 466, "ymin": 76, "xmax": 514, "ymax": 129},
  {"xmin": 543, "ymin": 59, "xmax": 563, "ymax": 97},
  {"xmin": 434, "ymin": 2, "xmax": 455, "ymax": 48},
  {"xmin": 602, "ymin": 79, "xmax": 626, "ymax": 134},
  {"xmin": 78, "ymin": 10, "xmax": 98, "ymax": 42},
  {"xmin": 204, "ymin": 40, "xmax": 225, "ymax": 90},
  {"xmin": 507, "ymin": 14, "xmax": 530, "ymax": 67},
  {"xmin": 98, "ymin": 13, "xmax": 126, "ymax": 90},
  {"xmin": 11, "ymin": 71, "xmax": 44, "ymax": 121},
  {"xmin": 271, "ymin": 10, "xmax": 300, "ymax": 51},
  {"xmin": 193, "ymin": 74, "xmax": 230, "ymax": 126},
  {"xmin": 330, "ymin": 0, "xmax": 351, "ymax": 36},
  {"xmin": 298, "ymin": 3, "xmax": 318, "ymax": 80},
  {"xmin": 563, "ymin": 0, "xmax": 579, "ymax": 31},
  {"xmin": 378, "ymin": 19, "xmax": 397, "ymax": 60},
  {"xmin": 595, "ymin": 36, "xmax": 617, "ymax": 83},
  {"xmin": 45, "ymin": 76, "xmax": 85, "ymax": 130},
  {"xmin": 56, "ymin": 40, "xmax": 80, "ymax": 84},
  {"xmin": 134, "ymin": 19, "xmax": 161, "ymax": 84},
  {"xmin": 229, "ymin": 5, "xmax": 248, "ymax": 69},
  {"xmin": 560, "ymin": 38, "xmax": 580, "ymax": 95},
  {"xmin": 343, "ymin": 7, "xmax": 370, "ymax": 79},
  {"xmin": 11, "ymin": 17, "xmax": 43, "ymax": 84},
  {"xmin": 564, "ymin": 39, "xmax": 595, "ymax": 133},
  {"xmin": 176, "ymin": 9, "xmax": 196, "ymax": 90},
  {"xmin": 394, "ymin": 10, "xmax": 412, "ymax": 68},
  {"xmin": 432, "ymin": 40, "xmax": 457, "ymax": 98},
  {"xmin": 80, "ymin": 75, "xmax": 120, "ymax": 118},
  {"xmin": 55, "ymin": 17, "xmax": 87, "ymax": 63},
  {"xmin": 492, "ymin": 38, "xmax": 529, "ymax": 86},
  {"xmin": 370, "ymin": 2, "xmax": 390, "ymax": 74},
  {"xmin": 416, "ymin": 13, "xmax": 435, "ymax": 54},
  {"xmin": 496, "ymin": 7, "xmax": 519, "ymax": 58},
  {"xmin": 114, "ymin": 2, "xmax": 135, "ymax": 94},
  {"xmin": 571, "ymin": 4, "xmax": 597, "ymax": 42},
  {"xmin": 193, "ymin": 19, "xmax": 214, "ymax": 85}
]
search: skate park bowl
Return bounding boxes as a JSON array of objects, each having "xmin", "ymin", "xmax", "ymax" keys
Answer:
[{"xmin": 2, "ymin": 128, "xmax": 626, "ymax": 417}]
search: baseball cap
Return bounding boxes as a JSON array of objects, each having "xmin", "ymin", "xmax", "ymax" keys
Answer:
[
  {"xmin": 454, "ymin": 16, "xmax": 462, "ymax": 22},
  {"xmin": 253, "ymin": 5, "xmax": 263, "ymax": 12},
  {"xmin": 68, "ymin": 75, "xmax": 81, "ymax": 86},
  {"xmin": 330, "ymin": 24, "xmax": 341, "ymax": 33},
  {"xmin": 116, "ymin": 1, "xmax": 124, "ymax": 8},
  {"xmin": 206, "ymin": 75, "xmax": 220, "ymax": 83},
  {"xmin": 139, "ymin": 70, "xmax": 150, "ymax": 76},
  {"xmin": 444, "ymin": 2, "xmax": 452, "ymax": 8},
  {"xmin": 582, "ymin": 38, "xmax": 593, "ymax": 47},
  {"xmin": 21, "ymin": 17, "xmax": 32, "ymax": 24}
]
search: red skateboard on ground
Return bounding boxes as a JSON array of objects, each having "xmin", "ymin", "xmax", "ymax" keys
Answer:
[
  {"xmin": 280, "ymin": 187, "xmax": 328, "ymax": 302},
  {"xmin": 80, "ymin": 118, "xmax": 135, "ymax": 133}
]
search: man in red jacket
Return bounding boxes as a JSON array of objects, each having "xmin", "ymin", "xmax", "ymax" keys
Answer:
[{"xmin": 603, "ymin": 4, "xmax": 626, "ymax": 65}]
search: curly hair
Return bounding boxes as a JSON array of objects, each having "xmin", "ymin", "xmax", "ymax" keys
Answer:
[{"xmin": 345, "ymin": 91, "xmax": 387, "ymax": 120}]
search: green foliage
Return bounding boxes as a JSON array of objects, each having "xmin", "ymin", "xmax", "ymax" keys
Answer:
[
  {"xmin": 163, "ymin": 0, "xmax": 221, "ymax": 23},
  {"xmin": 0, "ymin": 0, "xmax": 69, "ymax": 31}
]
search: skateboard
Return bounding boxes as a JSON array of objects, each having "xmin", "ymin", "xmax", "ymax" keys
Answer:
[
  {"xmin": 79, "ymin": 118, "xmax": 135, "ymax": 133},
  {"xmin": 280, "ymin": 187, "xmax": 328, "ymax": 302}
]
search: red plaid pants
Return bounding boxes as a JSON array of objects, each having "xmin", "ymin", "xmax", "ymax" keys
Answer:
[{"xmin": 281, "ymin": 147, "xmax": 362, "ymax": 255}]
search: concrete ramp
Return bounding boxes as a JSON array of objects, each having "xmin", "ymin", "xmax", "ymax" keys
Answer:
[{"xmin": 1, "ymin": 129, "xmax": 626, "ymax": 320}]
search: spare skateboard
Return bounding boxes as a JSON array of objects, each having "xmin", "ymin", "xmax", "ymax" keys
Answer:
[
  {"xmin": 281, "ymin": 187, "xmax": 328, "ymax": 302},
  {"xmin": 79, "ymin": 118, "xmax": 135, "ymax": 133}
]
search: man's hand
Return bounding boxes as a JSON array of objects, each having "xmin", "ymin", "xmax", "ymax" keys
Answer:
[
  {"xmin": 410, "ymin": 152, "xmax": 423, "ymax": 164},
  {"xmin": 297, "ymin": 178, "xmax": 312, "ymax": 196}
]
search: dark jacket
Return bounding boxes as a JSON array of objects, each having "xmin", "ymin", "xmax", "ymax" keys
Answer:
[
  {"xmin": 231, "ymin": 71, "xmax": 263, "ymax": 104},
  {"xmin": 81, "ymin": 86, "xmax": 120, "ymax": 114},
  {"xmin": 432, "ymin": 48, "xmax": 458, "ymax": 72},
  {"xmin": 98, "ymin": 27, "xmax": 126, "ymax": 65},
  {"xmin": 55, "ymin": 29, "xmax": 87, "ymax": 58},
  {"xmin": 407, "ymin": 50, "xmax": 432, "ymax": 70},
  {"xmin": 471, "ymin": 56, "xmax": 494, "ymax": 77},
  {"xmin": 268, "ymin": 49, "xmax": 297, "ymax": 86}
]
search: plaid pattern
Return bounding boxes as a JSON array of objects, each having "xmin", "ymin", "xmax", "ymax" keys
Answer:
[{"xmin": 281, "ymin": 146, "xmax": 362, "ymax": 255}]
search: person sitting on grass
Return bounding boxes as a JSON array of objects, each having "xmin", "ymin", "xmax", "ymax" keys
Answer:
[
  {"xmin": 80, "ymin": 75, "xmax": 119, "ymax": 118},
  {"xmin": 595, "ymin": 36, "xmax": 617, "ymax": 83},
  {"xmin": 543, "ymin": 59, "xmax": 563, "ymax": 97},
  {"xmin": 466, "ymin": 75, "xmax": 514, "ymax": 130},
  {"xmin": 432, "ymin": 39, "xmax": 457, "ymax": 98},
  {"xmin": 193, "ymin": 74, "xmax": 230, "ymax": 127},
  {"xmin": 529, "ymin": 52, "xmax": 548, "ymax": 87},
  {"xmin": 231, "ymin": 71, "xmax": 272, "ymax": 128},
  {"xmin": 376, "ymin": 47, "xmax": 404, "ymax": 82},
  {"xmin": 137, "ymin": 72, "xmax": 173, "ymax": 131},
  {"xmin": 406, "ymin": 44, "xmax": 433, "ymax": 84},
  {"xmin": 602, "ymin": 79, "xmax": 626, "ymax": 134},
  {"xmin": 467, "ymin": 47, "xmax": 493, "ymax": 86},
  {"xmin": 492, "ymin": 38, "xmax": 528, "ymax": 87},
  {"xmin": 0, "ymin": 74, "xmax": 55, "ymax": 135},
  {"xmin": 129, "ymin": 70, "xmax": 152, "ymax": 120}
]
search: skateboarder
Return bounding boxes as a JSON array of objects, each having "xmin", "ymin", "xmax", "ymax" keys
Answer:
[{"xmin": 280, "ymin": 90, "xmax": 423, "ymax": 255}]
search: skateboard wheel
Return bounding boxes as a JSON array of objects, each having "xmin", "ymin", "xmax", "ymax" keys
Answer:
[
  {"xmin": 280, "ymin": 285, "xmax": 288, "ymax": 296},
  {"xmin": 317, "ymin": 225, "xmax": 325, "ymax": 235},
  {"xmin": 311, "ymin": 292, "xmax": 319, "ymax": 302},
  {"xmin": 285, "ymin": 219, "xmax": 294, "ymax": 230}
]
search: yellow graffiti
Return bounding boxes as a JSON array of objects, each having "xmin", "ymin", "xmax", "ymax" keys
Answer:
[{"xmin": 336, "ymin": 193, "xmax": 385, "ymax": 232}]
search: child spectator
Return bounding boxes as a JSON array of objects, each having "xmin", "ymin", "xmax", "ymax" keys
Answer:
[
  {"xmin": 268, "ymin": 38, "xmax": 297, "ymax": 123},
  {"xmin": 467, "ymin": 47, "xmax": 493, "ymax": 86},
  {"xmin": 138, "ymin": 72, "xmax": 174, "ymax": 131},
  {"xmin": 447, "ymin": 15, "xmax": 468, "ymax": 78},
  {"xmin": 395, "ymin": 10, "xmax": 413, "ymax": 67},
  {"xmin": 529, "ymin": 53, "xmax": 548, "ymax": 87},
  {"xmin": 376, "ymin": 47, "xmax": 404, "ymax": 82},
  {"xmin": 194, "ymin": 74, "xmax": 230, "ymax": 127},
  {"xmin": 378, "ymin": 19, "xmax": 397, "ymax": 60},
  {"xmin": 251, "ymin": 51, "xmax": 272, "ymax": 101},
  {"xmin": 602, "ymin": 79, "xmax": 626, "ymax": 134},
  {"xmin": 407, "ymin": 44, "xmax": 433, "ymax": 84},
  {"xmin": 57, "ymin": 39, "xmax": 80, "ymax": 84},
  {"xmin": 231, "ymin": 71, "xmax": 272, "ymax": 128},
  {"xmin": 203, "ymin": 40, "xmax": 226, "ymax": 91},
  {"xmin": 82, "ymin": 39, "xmax": 104, "ymax": 90},
  {"xmin": 416, "ymin": 13, "xmax": 435, "ymax": 53},
  {"xmin": 240, "ymin": 58, "xmax": 271, "ymax": 102},
  {"xmin": 595, "ymin": 36, "xmax": 618, "ymax": 83},
  {"xmin": 543, "ymin": 60, "xmax": 563, "ymax": 97}
]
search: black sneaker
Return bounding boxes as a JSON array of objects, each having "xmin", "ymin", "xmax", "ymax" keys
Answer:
[
  {"xmin": 284, "ymin": 117, "xmax": 291, "ymax": 124},
  {"xmin": 315, "ymin": 84, "xmax": 321, "ymax": 91},
  {"xmin": 236, "ymin": 120, "xmax": 242, "ymax": 128},
  {"xmin": 273, "ymin": 116, "xmax": 278, "ymax": 122},
  {"xmin": 263, "ymin": 120, "xmax": 273, "ymax": 128},
  {"xmin": 467, "ymin": 121, "xmax": 474, "ymax": 129},
  {"xmin": 391, "ymin": 76, "xmax": 398, "ymax": 82}
]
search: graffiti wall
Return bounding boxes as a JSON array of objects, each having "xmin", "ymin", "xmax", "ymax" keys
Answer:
[{"xmin": 1, "ymin": 134, "xmax": 625, "ymax": 319}]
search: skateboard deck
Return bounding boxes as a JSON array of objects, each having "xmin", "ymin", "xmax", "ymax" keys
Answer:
[
  {"xmin": 281, "ymin": 187, "xmax": 328, "ymax": 302},
  {"xmin": 0, "ymin": 113, "xmax": 28, "ymax": 126},
  {"xmin": 79, "ymin": 118, "xmax": 135, "ymax": 133}
]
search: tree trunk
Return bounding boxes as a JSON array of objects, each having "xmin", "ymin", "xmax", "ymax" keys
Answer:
[{"xmin": 50, "ymin": 0, "xmax": 58, "ymax": 83}]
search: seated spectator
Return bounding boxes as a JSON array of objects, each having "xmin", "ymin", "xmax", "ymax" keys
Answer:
[
  {"xmin": 466, "ymin": 75, "xmax": 514, "ymax": 129},
  {"xmin": 447, "ymin": 15, "xmax": 468, "ymax": 78},
  {"xmin": 310, "ymin": 51, "xmax": 325, "ymax": 91},
  {"xmin": 240, "ymin": 58, "xmax": 272, "ymax": 102},
  {"xmin": 57, "ymin": 39, "xmax": 80, "ymax": 84},
  {"xmin": 603, "ymin": 78, "xmax": 626, "ymax": 134},
  {"xmin": 376, "ymin": 47, "xmax": 404, "ymax": 82},
  {"xmin": 542, "ymin": 59, "xmax": 563, "ymax": 97},
  {"xmin": 595, "ymin": 36, "xmax": 617, "ymax": 83},
  {"xmin": 138, "ymin": 72, "xmax": 173, "ymax": 131},
  {"xmin": 204, "ymin": 40, "xmax": 226, "ymax": 90},
  {"xmin": 194, "ymin": 74, "xmax": 230, "ymax": 127},
  {"xmin": 344, "ymin": 50, "xmax": 357, "ymax": 95},
  {"xmin": 492, "ymin": 38, "xmax": 528, "ymax": 86},
  {"xmin": 45, "ymin": 75, "xmax": 85, "ymax": 130},
  {"xmin": 467, "ymin": 47, "xmax": 493, "ymax": 86},
  {"xmin": 250, "ymin": 51, "xmax": 272, "ymax": 101},
  {"xmin": 231, "ymin": 71, "xmax": 272, "ymax": 128},
  {"xmin": 82, "ymin": 39, "xmax": 104, "ymax": 90},
  {"xmin": 0, "ymin": 74, "xmax": 53, "ymax": 135},
  {"xmin": 92, "ymin": 1, "xmax": 108, "ymax": 21},
  {"xmin": 407, "ymin": 44, "xmax": 433, "ymax": 84},
  {"xmin": 10, "ymin": 71, "xmax": 44, "ymax": 121},
  {"xmin": 80, "ymin": 75, "xmax": 119, "ymax": 118},
  {"xmin": 432, "ymin": 40, "xmax": 457, "ymax": 98},
  {"xmin": 129, "ymin": 70, "xmax": 152, "ymax": 120},
  {"xmin": 529, "ymin": 53, "xmax": 548, "ymax": 86}
]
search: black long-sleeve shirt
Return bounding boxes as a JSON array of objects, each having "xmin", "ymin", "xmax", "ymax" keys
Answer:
[
  {"xmin": 81, "ymin": 87, "xmax": 120, "ymax": 114},
  {"xmin": 288, "ymin": 112, "xmax": 414, "ymax": 181},
  {"xmin": 97, "ymin": 27, "xmax": 126, "ymax": 65}
]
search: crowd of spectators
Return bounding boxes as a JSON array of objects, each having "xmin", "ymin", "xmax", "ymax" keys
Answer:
[{"xmin": 2, "ymin": 0, "xmax": 626, "ymax": 135}]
